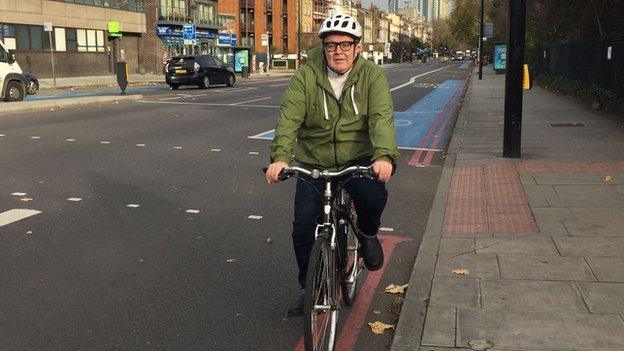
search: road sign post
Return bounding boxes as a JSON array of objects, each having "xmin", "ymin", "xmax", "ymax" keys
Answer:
[
  {"xmin": 44, "ymin": 22, "xmax": 56, "ymax": 86},
  {"xmin": 261, "ymin": 33, "xmax": 269, "ymax": 73}
]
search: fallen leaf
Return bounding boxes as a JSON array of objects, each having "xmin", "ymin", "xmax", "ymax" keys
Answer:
[
  {"xmin": 604, "ymin": 176, "xmax": 614, "ymax": 182},
  {"xmin": 20, "ymin": 197, "xmax": 34, "ymax": 202},
  {"xmin": 226, "ymin": 259, "xmax": 237, "ymax": 263},
  {"xmin": 468, "ymin": 339, "xmax": 494, "ymax": 350},
  {"xmin": 373, "ymin": 310, "xmax": 381, "ymax": 314},
  {"xmin": 452, "ymin": 268, "xmax": 470, "ymax": 276},
  {"xmin": 26, "ymin": 230, "xmax": 32, "ymax": 235},
  {"xmin": 384, "ymin": 283, "xmax": 409, "ymax": 294},
  {"xmin": 266, "ymin": 237, "xmax": 273, "ymax": 244},
  {"xmin": 368, "ymin": 321, "xmax": 395, "ymax": 335}
]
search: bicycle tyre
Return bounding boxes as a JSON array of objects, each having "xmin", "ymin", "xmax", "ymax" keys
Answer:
[
  {"xmin": 303, "ymin": 235, "xmax": 338, "ymax": 351},
  {"xmin": 340, "ymin": 201, "xmax": 361, "ymax": 306}
]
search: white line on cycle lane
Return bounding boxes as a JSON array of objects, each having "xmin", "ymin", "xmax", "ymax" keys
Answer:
[{"xmin": 0, "ymin": 209, "xmax": 42, "ymax": 227}]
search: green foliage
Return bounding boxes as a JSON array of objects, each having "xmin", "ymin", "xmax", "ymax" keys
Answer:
[
  {"xmin": 537, "ymin": 74, "xmax": 623, "ymax": 108},
  {"xmin": 448, "ymin": 0, "xmax": 480, "ymax": 47}
]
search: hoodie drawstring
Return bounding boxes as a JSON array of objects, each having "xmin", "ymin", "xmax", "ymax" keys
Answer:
[
  {"xmin": 322, "ymin": 90, "xmax": 330, "ymax": 120},
  {"xmin": 350, "ymin": 86, "xmax": 359, "ymax": 116},
  {"xmin": 322, "ymin": 86, "xmax": 358, "ymax": 120}
]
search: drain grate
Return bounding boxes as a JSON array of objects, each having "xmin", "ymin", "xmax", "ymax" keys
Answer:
[{"xmin": 550, "ymin": 123, "xmax": 585, "ymax": 127}]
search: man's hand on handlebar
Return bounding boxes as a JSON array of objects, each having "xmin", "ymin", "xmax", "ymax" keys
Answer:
[
  {"xmin": 372, "ymin": 159, "xmax": 393, "ymax": 183},
  {"xmin": 266, "ymin": 161, "xmax": 289, "ymax": 183}
]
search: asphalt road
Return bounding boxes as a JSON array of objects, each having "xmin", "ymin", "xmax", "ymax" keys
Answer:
[{"xmin": 0, "ymin": 61, "xmax": 471, "ymax": 351}]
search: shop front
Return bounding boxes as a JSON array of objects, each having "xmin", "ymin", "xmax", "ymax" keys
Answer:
[
  {"xmin": 214, "ymin": 31, "xmax": 250, "ymax": 74},
  {"xmin": 156, "ymin": 24, "xmax": 218, "ymax": 65}
]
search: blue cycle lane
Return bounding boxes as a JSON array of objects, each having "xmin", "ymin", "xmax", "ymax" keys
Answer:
[{"xmin": 249, "ymin": 78, "xmax": 467, "ymax": 167}]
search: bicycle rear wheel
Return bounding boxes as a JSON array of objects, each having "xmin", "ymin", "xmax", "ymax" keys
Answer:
[
  {"xmin": 340, "ymin": 201, "xmax": 361, "ymax": 306},
  {"xmin": 303, "ymin": 235, "xmax": 338, "ymax": 351}
]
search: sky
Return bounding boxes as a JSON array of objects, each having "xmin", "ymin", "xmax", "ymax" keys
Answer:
[{"xmin": 361, "ymin": 0, "xmax": 414, "ymax": 12}]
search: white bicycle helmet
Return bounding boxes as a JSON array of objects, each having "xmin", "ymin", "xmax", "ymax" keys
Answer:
[{"xmin": 318, "ymin": 14, "xmax": 362, "ymax": 40}]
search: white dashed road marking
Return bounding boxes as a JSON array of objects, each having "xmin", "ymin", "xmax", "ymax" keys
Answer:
[
  {"xmin": 127, "ymin": 204, "xmax": 140, "ymax": 208},
  {"xmin": 0, "ymin": 209, "xmax": 41, "ymax": 227},
  {"xmin": 379, "ymin": 227, "xmax": 395, "ymax": 232},
  {"xmin": 173, "ymin": 146, "xmax": 183, "ymax": 150},
  {"xmin": 66, "ymin": 139, "xmax": 76, "ymax": 142},
  {"xmin": 11, "ymin": 192, "xmax": 27, "ymax": 197},
  {"xmin": 211, "ymin": 148, "xmax": 221, "ymax": 152},
  {"xmin": 185, "ymin": 209, "xmax": 200, "ymax": 214},
  {"xmin": 136, "ymin": 144, "xmax": 146, "ymax": 147},
  {"xmin": 30, "ymin": 136, "xmax": 41, "ymax": 139},
  {"xmin": 67, "ymin": 198, "xmax": 82, "ymax": 202},
  {"xmin": 100, "ymin": 141, "xmax": 111, "ymax": 144},
  {"xmin": 231, "ymin": 97, "xmax": 271, "ymax": 105},
  {"xmin": 248, "ymin": 215, "xmax": 263, "ymax": 220},
  {"xmin": 248, "ymin": 152, "xmax": 259, "ymax": 155}
]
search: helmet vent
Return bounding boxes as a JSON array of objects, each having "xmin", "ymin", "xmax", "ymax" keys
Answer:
[{"xmin": 341, "ymin": 21, "xmax": 349, "ymax": 28}]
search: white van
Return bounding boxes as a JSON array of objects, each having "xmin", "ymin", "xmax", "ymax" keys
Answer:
[{"xmin": 0, "ymin": 39, "xmax": 27, "ymax": 102}]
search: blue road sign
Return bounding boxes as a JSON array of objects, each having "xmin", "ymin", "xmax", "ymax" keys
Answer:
[{"xmin": 183, "ymin": 24, "xmax": 196, "ymax": 41}]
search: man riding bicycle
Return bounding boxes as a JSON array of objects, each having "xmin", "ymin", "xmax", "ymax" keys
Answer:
[{"xmin": 265, "ymin": 14, "xmax": 399, "ymax": 317}]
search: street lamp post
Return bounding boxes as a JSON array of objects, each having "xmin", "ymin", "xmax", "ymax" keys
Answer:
[
  {"xmin": 478, "ymin": 0, "xmax": 484, "ymax": 79},
  {"xmin": 430, "ymin": 27, "xmax": 433, "ymax": 58},
  {"xmin": 297, "ymin": 0, "xmax": 301, "ymax": 66}
]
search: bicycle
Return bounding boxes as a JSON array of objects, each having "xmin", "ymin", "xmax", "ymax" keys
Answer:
[{"xmin": 268, "ymin": 165, "xmax": 376, "ymax": 351}]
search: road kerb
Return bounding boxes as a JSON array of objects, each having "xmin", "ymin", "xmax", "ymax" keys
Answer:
[{"xmin": 0, "ymin": 95, "xmax": 144, "ymax": 116}]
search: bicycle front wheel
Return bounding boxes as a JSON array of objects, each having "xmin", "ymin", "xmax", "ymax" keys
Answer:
[
  {"xmin": 303, "ymin": 236, "xmax": 338, "ymax": 351},
  {"xmin": 341, "ymin": 202, "xmax": 361, "ymax": 306}
]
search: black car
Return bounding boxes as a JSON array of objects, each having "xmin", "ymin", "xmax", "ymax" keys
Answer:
[{"xmin": 165, "ymin": 55, "xmax": 236, "ymax": 90}]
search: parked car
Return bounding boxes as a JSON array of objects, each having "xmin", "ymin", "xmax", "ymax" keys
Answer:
[
  {"xmin": 24, "ymin": 73, "xmax": 39, "ymax": 95},
  {"xmin": 165, "ymin": 54, "xmax": 236, "ymax": 90}
]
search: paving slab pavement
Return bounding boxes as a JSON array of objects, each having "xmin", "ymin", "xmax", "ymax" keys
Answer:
[{"xmin": 392, "ymin": 68, "xmax": 624, "ymax": 351}]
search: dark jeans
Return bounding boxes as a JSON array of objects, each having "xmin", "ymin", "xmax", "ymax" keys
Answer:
[{"xmin": 291, "ymin": 172, "xmax": 388, "ymax": 289}]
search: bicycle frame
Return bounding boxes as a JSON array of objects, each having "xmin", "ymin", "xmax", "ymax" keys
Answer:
[
  {"xmin": 313, "ymin": 181, "xmax": 347, "ymax": 251},
  {"xmin": 268, "ymin": 165, "xmax": 373, "ymax": 351}
]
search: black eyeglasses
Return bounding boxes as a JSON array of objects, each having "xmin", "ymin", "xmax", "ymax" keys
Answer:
[{"xmin": 323, "ymin": 41, "xmax": 356, "ymax": 52}]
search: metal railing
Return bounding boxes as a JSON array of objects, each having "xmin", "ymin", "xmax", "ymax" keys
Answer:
[
  {"xmin": 158, "ymin": 5, "xmax": 189, "ymax": 22},
  {"xmin": 535, "ymin": 37, "xmax": 624, "ymax": 98},
  {"xmin": 158, "ymin": 6, "xmax": 216, "ymax": 26},
  {"xmin": 57, "ymin": 0, "xmax": 144, "ymax": 12}
]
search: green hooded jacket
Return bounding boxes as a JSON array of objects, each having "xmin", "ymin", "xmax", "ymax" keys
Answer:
[{"xmin": 270, "ymin": 47, "xmax": 399, "ymax": 171}]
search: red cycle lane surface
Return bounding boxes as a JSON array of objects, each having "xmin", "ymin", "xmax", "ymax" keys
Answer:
[{"xmin": 293, "ymin": 234, "xmax": 412, "ymax": 351}]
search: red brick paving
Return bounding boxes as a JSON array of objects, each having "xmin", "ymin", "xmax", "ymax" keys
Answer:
[
  {"xmin": 443, "ymin": 164, "xmax": 535, "ymax": 235},
  {"xmin": 442, "ymin": 161, "xmax": 624, "ymax": 235},
  {"xmin": 516, "ymin": 161, "xmax": 624, "ymax": 173}
]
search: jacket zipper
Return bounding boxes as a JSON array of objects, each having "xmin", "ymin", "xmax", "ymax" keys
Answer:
[
  {"xmin": 331, "ymin": 86, "xmax": 349, "ymax": 170},
  {"xmin": 332, "ymin": 107, "xmax": 340, "ymax": 170}
]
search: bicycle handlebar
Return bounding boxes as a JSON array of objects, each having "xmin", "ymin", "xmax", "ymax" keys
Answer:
[{"xmin": 262, "ymin": 165, "xmax": 376, "ymax": 182}]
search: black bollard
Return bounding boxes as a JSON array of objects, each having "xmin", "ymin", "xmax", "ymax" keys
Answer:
[{"xmin": 116, "ymin": 61, "xmax": 128, "ymax": 95}]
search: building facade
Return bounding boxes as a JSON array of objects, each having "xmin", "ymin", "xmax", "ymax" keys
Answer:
[
  {"xmin": 224, "ymin": 0, "xmax": 299, "ymax": 61},
  {"xmin": 0, "ymin": 0, "xmax": 146, "ymax": 78}
]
